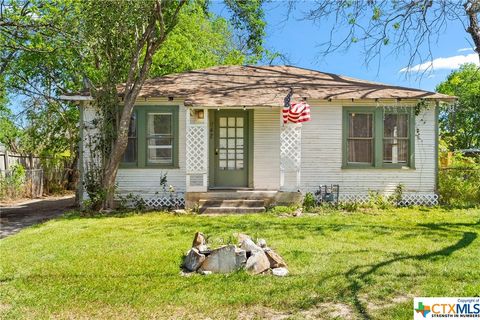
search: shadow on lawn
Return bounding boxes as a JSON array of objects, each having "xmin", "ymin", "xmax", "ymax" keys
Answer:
[{"xmin": 344, "ymin": 220, "xmax": 479, "ymax": 320}]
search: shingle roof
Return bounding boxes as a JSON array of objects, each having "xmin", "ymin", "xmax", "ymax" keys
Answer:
[{"xmin": 117, "ymin": 65, "xmax": 455, "ymax": 107}]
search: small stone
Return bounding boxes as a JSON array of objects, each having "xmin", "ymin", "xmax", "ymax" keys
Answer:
[
  {"xmin": 245, "ymin": 250, "xmax": 270, "ymax": 275},
  {"xmin": 180, "ymin": 271, "xmax": 194, "ymax": 277},
  {"xmin": 192, "ymin": 231, "xmax": 207, "ymax": 249},
  {"xmin": 272, "ymin": 267, "xmax": 289, "ymax": 277},
  {"xmin": 200, "ymin": 270, "xmax": 212, "ymax": 275},
  {"xmin": 265, "ymin": 249, "xmax": 287, "ymax": 269},
  {"xmin": 174, "ymin": 209, "xmax": 187, "ymax": 214},
  {"xmin": 257, "ymin": 238, "xmax": 267, "ymax": 248},
  {"xmin": 240, "ymin": 238, "xmax": 262, "ymax": 253},
  {"xmin": 183, "ymin": 248, "xmax": 206, "ymax": 272},
  {"xmin": 199, "ymin": 245, "xmax": 243, "ymax": 274},
  {"xmin": 293, "ymin": 208, "xmax": 303, "ymax": 217}
]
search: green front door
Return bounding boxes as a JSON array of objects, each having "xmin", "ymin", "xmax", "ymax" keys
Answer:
[{"xmin": 213, "ymin": 110, "xmax": 249, "ymax": 188}]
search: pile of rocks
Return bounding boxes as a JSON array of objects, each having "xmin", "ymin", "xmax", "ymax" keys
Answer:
[{"xmin": 182, "ymin": 232, "xmax": 288, "ymax": 276}]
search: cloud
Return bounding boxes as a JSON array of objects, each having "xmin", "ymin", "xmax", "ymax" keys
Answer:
[
  {"xmin": 458, "ymin": 47, "xmax": 474, "ymax": 52},
  {"xmin": 399, "ymin": 53, "xmax": 479, "ymax": 73}
]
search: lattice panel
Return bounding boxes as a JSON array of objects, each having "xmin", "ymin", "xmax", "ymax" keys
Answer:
[
  {"xmin": 399, "ymin": 194, "xmax": 438, "ymax": 206},
  {"xmin": 119, "ymin": 193, "xmax": 185, "ymax": 209},
  {"xmin": 143, "ymin": 196, "xmax": 185, "ymax": 209},
  {"xmin": 338, "ymin": 193, "xmax": 438, "ymax": 206},
  {"xmin": 280, "ymin": 124, "xmax": 302, "ymax": 170},
  {"xmin": 186, "ymin": 125, "xmax": 207, "ymax": 174}
]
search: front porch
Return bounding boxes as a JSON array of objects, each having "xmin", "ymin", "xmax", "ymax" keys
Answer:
[
  {"xmin": 185, "ymin": 190, "xmax": 302, "ymax": 213},
  {"xmin": 185, "ymin": 106, "xmax": 304, "ymax": 193}
]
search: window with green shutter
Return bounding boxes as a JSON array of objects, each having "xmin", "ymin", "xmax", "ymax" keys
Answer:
[
  {"xmin": 342, "ymin": 107, "xmax": 415, "ymax": 169},
  {"xmin": 120, "ymin": 105, "xmax": 179, "ymax": 169}
]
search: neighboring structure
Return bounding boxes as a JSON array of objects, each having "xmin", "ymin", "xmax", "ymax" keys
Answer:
[{"xmin": 65, "ymin": 65, "xmax": 455, "ymax": 211}]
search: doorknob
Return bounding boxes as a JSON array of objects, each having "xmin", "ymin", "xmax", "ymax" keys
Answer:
[{"xmin": 215, "ymin": 148, "xmax": 219, "ymax": 155}]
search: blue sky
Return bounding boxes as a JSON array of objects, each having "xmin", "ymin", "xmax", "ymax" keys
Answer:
[{"xmin": 213, "ymin": 2, "xmax": 477, "ymax": 92}]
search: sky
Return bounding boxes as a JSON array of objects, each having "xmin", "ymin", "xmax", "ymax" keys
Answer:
[{"xmin": 213, "ymin": 1, "xmax": 477, "ymax": 92}]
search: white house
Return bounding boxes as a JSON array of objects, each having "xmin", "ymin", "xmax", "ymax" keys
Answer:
[{"xmin": 68, "ymin": 65, "xmax": 455, "ymax": 212}]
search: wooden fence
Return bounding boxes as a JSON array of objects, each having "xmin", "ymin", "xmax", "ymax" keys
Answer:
[
  {"xmin": 0, "ymin": 151, "xmax": 42, "ymax": 171},
  {"xmin": 0, "ymin": 152, "xmax": 44, "ymax": 199}
]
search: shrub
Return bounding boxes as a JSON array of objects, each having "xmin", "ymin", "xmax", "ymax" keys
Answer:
[
  {"xmin": 0, "ymin": 163, "xmax": 26, "ymax": 200},
  {"xmin": 303, "ymin": 192, "xmax": 316, "ymax": 211},
  {"xmin": 439, "ymin": 154, "xmax": 480, "ymax": 207}
]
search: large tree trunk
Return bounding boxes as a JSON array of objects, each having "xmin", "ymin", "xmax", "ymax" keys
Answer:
[
  {"xmin": 465, "ymin": 1, "xmax": 480, "ymax": 58},
  {"xmin": 99, "ymin": 0, "xmax": 185, "ymax": 210}
]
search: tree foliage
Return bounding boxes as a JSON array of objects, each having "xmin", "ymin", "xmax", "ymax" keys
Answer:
[
  {"xmin": 296, "ymin": 0, "xmax": 480, "ymax": 72},
  {"xmin": 1, "ymin": 0, "xmax": 267, "ymax": 207},
  {"xmin": 436, "ymin": 63, "xmax": 480, "ymax": 150}
]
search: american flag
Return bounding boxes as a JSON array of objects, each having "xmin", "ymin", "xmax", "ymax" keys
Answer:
[{"xmin": 283, "ymin": 89, "xmax": 311, "ymax": 124}]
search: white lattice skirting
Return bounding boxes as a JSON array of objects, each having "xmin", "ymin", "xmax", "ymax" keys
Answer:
[
  {"xmin": 121, "ymin": 193, "xmax": 185, "ymax": 209},
  {"xmin": 338, "ymin": 193, "xmax": 439, "ymax": 206}
]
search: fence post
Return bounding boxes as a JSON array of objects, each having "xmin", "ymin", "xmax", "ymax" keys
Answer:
[{"xmin": 4, "ymin": 149, "xmax": 9, "ymax": 171}]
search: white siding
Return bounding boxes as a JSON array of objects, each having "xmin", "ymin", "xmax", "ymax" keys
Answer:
[
  {"xmin": 80, "ymin": 99, "xmax": 187, "ymax": 201},
  {"xmin": 300, "ymin": 103, "xmax": 436, "ymax": 195},
  {"xmin": 80, "ymin": 98, "xmax": 437, "ymax": 199},
  {"xmin": 253, "ymin": 108, "xmax": 281, "ymax": 189}
]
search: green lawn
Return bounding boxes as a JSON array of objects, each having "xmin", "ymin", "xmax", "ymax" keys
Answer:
[{"xmin": 0, "ymin": 208, "xmax": 479, "ymax": 319}]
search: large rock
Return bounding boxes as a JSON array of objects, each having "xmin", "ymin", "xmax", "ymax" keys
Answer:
[
  {"xmin": 235, "ymin": 247, "xmax": 247, "ymax": 267},
  {"xmin": 199, "ymin": 245, "xmax": 244, "ymax": 274},
  {"xmin": 183, "ymin": 248, "xmax": 206, "ymax": 272},
  {"xmin": 240, "ymin": 238, "xmax": 262, "ymax": 253},
  {"xmin": 245, "ymin": 250, "xmax": 270, "ymax": 274},
  {"xmin": 192, "ymin": 232, "xmax": 207, "ymax": 249},
  {"xmin": 236, "ymin": 233, "xmax": 251, "ymax": 243},
  {"xmin": 264, "ymin": 248, "xmax": 287, "ymax": 268}
]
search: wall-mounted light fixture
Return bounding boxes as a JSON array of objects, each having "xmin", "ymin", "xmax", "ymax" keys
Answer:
[{"xmin": 195, "ymin": 109, "xmax": 204, "ymax": 120}]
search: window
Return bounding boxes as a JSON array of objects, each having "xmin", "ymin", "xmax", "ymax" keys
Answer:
[
  {"xmin": 383, "ymin": 113, "xmax": 409, "ymax": 164},
  {"xmin": 122, "ymin": 113, "xmax": 137, "ymax": 163},
  {"xmin": 120, "ymin": 106, "xmax": 178, "ymax": 168},
  {"xmin": 347, "ymin": 113, "xmax": 373, "ymax": 164},
  {"xmin": 147, "ymin": 113, "xmax": 173, "ymax": 165},
  {"xmin": 343, "ymin": 107, "xmax": 414, "ymax": 169}
]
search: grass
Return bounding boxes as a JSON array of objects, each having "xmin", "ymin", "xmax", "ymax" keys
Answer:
[{"xmin": 0, "ymin": 208, "xmax": 479, "ymax": 319}]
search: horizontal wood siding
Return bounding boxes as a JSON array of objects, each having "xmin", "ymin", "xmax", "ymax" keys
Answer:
[
  {"xmin": 81, "ymin": 99, "xmax": 187, "ymax": 199},
  {"xmin": 300, "ymin": 103, "xmax": 436, "ymax": 195},
  {"xmin": 253, "ymin": 108, "xmax": 281, "ymax": 189},
  {"xmin": 116, "ymin": 100, "xmax": 186, "ymax": 195}
]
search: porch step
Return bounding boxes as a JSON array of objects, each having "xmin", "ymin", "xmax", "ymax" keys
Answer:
[
  {"xmin": 199, "ymin": 199, "xmax": 264, "ymax": 208},
  {"xmin": 197, "ymin": 191, "xmax": 278, "ymax": 201},
  {"xmin": 200, "ymin": 206, "xmax": 266, "ymax": 214},
  {"xmin": 198, "ymin": 198, "xmax": 266, "ymax": 214}
]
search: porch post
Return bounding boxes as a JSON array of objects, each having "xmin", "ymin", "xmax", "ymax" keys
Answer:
[
  {"xmin": 280, "ymin": 122, "xmax": 302, "ymax": 191},
  {"xmin": 185, "ymin": 107, "xmax": 209, "ymax": 192}
]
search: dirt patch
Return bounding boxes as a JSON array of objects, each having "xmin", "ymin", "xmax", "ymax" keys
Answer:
[
  {"xmin": 0, "ymin": 195, "xmax": 75, "ymax": 238},
  {"xmin": 366, "ymin": 293, "xmax": 413, "ymax": 312}
]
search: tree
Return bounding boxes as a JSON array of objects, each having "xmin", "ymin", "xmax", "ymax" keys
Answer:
[
  {"xmin": 295, "ymin": 0, "xmax": 480, "ymax": 72},
  {"xmin": 436, "ymin": 63, "xmax": 480, "ymax": 150},
  {"xmin": 1, "ymin": 0, "xmax": 266, "ymax": 209}
]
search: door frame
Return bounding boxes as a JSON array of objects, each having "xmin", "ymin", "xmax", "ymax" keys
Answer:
[{"xmin": 208, "ymin": 109, "xmax": 254, "ymax": 189}]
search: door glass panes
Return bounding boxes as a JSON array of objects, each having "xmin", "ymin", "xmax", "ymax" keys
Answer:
[
  {"xmin": 147, "ymin": 113, "xmax": 173, "ymax": 164},
  {"xmin": 218, "ymin": 116, "xmax": 245, "ymax": 170}
]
